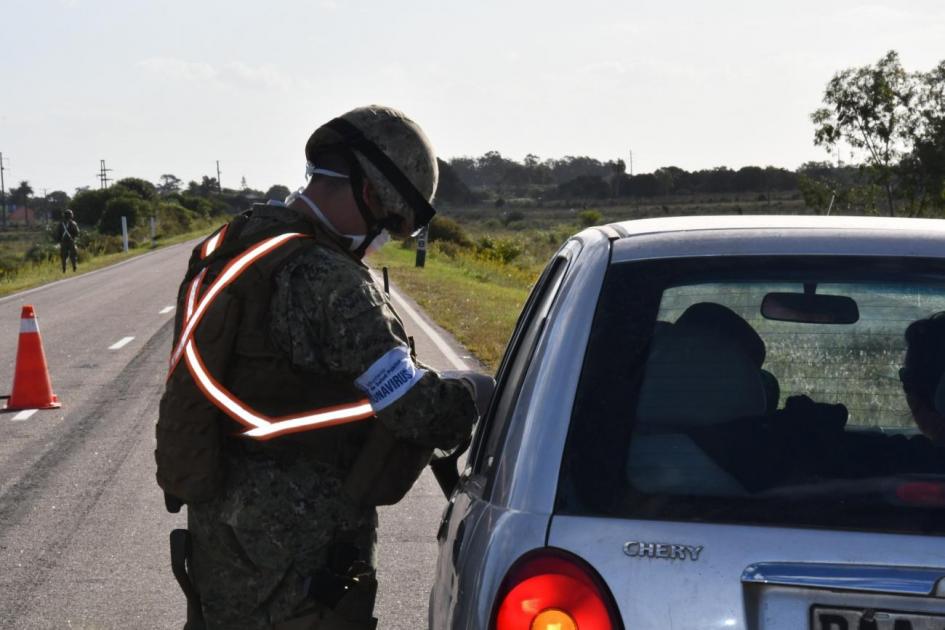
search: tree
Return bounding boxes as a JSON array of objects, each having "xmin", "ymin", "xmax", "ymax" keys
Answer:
[
  {"xmin": 241, "ymin": 176, "xmax": 248, "ymax": 190},
  {"xmin": 552, "ymin": 175, "xmax": 611, "ymax": 200},
  {"xmin": 607, "ymin": 160, "xmax": 627, "ymax": 196},
  {"xmin": 733, "ymin": 166, "xmax": 767, "ymax": 192},
  {"xmin": 9, "ymin": 181, "xmax": 33, "ymax": 225},
  {"xmin": 46, "ymin": 191, "xmax": 71, "ymax": 221},
  {"xmin": 901, "ymin": 61, "xmax": 945, "ymax": 214},
  {"xmin": 435, "ymin": 159, "xmax": 476, "ymax": 205},
  {"xmin": 10, "ymin": 180, "xmax": 33, "ymax": 207},
  {"xmin": 187, "ymin": 176, "xmax": 220, "ymax": 196},
  {"xmin": 811, "ymin": 51, "xmax": 917, "ymax": 216},
  {"xmin": 100, "ymin": 195, "xmax": 145, "ymax": 235},
  {"xmin": 157, "ymin": 174, "xmax": 182, "ymax": 195},
  {"xmin": 71, "ymin": 188, "xmax": 111, "ymax": 225},
  {"xmin": 115, "ymin": 177, "xmax": 156, "ymax": 200},
  {"xmin": 265, "ymin": 185, "xmax": 291, "ymax": 201}
]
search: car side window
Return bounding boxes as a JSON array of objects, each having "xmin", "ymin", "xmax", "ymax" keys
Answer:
[{"xmin": 469, "ymin": 254, "xmax": 571, "ymax": 481}]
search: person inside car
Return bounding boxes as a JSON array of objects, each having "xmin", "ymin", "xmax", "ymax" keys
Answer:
[{"xmin": 899, "ymin": 311, "xmax": 945, "ymax": 447}]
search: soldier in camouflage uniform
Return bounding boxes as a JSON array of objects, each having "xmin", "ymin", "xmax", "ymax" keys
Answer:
[
  {"xmin": 158, "ymin": 106, "xmax": 479, "ymax": 629},
  {"xmin": 55, "ymin": 209, "xmax": 80, "ymax": 272}
]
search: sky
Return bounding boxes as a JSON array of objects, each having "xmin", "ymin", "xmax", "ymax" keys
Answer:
[{"xmin": 2, "ymin": 0, "xmax": 944, "ymax": 196}]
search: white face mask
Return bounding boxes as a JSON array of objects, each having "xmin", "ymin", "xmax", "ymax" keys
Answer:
[
  {"xmin": 293, "ymin": 166, "xmax": 391, "ymax": 256},
  {"xmin": 287, "ymin": 188, "xmax": 367, "ymax": 250},
  {"xmin": 305, "ymin": 162, "xmax": 350, "ymax": 180},
  {"xmin": 364, "ymin": 229, "xmax": 390, "ymax": 256}
]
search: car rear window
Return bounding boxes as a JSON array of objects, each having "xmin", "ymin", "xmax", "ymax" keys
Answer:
[{"xmin": 558, "ymin": 256, "xmax": 945, "ymax": 535}]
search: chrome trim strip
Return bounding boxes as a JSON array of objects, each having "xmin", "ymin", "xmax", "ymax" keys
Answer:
[{"xmin": 742, "ymin": 562, "xmax": 945, "ymax": 596}]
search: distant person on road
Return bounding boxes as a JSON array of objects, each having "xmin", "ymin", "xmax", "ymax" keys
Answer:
[
  {"xmin": 157, "ymin": 106, "xmax": 481, "ymax": 629},
  {"xmin": 54, "ymin": 209, "xmax": 79, "ymax": 273}
]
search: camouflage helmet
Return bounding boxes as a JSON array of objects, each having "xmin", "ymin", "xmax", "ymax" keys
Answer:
[{"xmin": 305, "ymin": 105, "xmax": 438, "ymax": 237}]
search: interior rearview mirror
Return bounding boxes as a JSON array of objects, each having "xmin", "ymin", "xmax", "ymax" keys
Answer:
[{"xmin": 761, "ymin": 292, "xmax": 859, "ymax": 324}]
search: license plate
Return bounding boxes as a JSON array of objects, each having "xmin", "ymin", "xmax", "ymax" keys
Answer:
[{"xmin": 812, "ymin": 606, "xmax": 945, "ymax": 630}]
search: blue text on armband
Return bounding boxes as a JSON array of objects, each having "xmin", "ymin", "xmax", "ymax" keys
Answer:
[{"xmin": 354, "ymin": 345, "xmax": 427, "ymax": 412}]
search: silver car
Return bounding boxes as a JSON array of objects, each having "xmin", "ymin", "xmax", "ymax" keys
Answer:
[{"xmin": 430, "ymin": 215, "xmax": 945, "ymax": 630}]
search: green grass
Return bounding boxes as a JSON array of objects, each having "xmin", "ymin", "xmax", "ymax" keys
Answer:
[
  {"xmin": 371, "ymin": 244, "xmax": 534, "ymax": 371},
  {"xmin": 0, "ymin": 221, "xmax": 222, "ymax": 298}
]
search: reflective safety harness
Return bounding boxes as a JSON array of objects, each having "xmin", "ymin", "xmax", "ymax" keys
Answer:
[{"xmin": 168, "ymin": 225, "xmax": 375, "ymax": 441}]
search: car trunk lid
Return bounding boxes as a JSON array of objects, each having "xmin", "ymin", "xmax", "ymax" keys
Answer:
[{"xmin": 547, "ymin": 517, "xmax": 945, "ymax": 629}]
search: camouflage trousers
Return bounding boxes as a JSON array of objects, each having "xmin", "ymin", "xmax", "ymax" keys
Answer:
[
  {"xmin": 187, "ymin": 454, "xmax": 378, "ymax": 630},
  {"xmin": 60, "ymin": 243, "xmax": 77, "ymax": 272}
]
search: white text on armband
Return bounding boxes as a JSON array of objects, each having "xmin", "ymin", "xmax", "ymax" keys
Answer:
[{"xmin": 354, "ymin": 345, "xmax": 427, "ymax": 412}]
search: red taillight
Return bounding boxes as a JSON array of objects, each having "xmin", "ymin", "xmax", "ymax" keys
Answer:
[
  {"xmin": 896, "ymin": 481, "xmax": 945, "ymax": 506},
  {"xmin": 493, "ymin": 550, "xmax": 618, "ymax": 630}
]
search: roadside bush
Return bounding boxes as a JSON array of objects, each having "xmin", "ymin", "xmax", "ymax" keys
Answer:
[
  {"xmin": 82, "ymin": 232, "xmax": 125, "ymax": 256},
  {"xmin": 428, "ymin": 216, "xmax": 471, "ymax": 246},
  {"xmin": 24, "ymin": 243, "xmax": 58, "ymax": 263},
  {"xmin": 577, "ymin": 209, "xmax": 603, "ymax": 226},
  {"xmin": 99, "ymin": 195, "xmax": 146, "ymax": 235},
  {"xmin": 71, "ymin": 188, "xmax": 111, "ymax": 226},
  {"xmin": 476, "ymin": 236, "xmax": 523, "ymax": 264},
  {"xmin": 0, "ymin": 255, "xmax": 21, "ymax": 281},
  {"xmin": 178, "ymin": 195, "xmax": 214, "ymax": 218},
  {"xmin": 435, "ymin": 241, "xmax": 461, "ymax": 258},
  {"xmin": 502, "ymin": 210, "xmax": 526, "ymax": 225},
  {"xmin": 156, "ymin": 202, "xmax": 197, "ymax": 235}
]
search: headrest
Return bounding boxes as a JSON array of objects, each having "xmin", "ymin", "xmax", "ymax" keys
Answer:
[
  {"xmin": 675, "ymin": 302, "xmax": 766, "ymax": 367},
  {"xmin": 636, "ymin": 327, "xmax": 767, "ymax": 427}
]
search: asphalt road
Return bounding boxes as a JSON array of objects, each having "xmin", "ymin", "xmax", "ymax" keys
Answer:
[{"xmin": 0, "ymin": 239, "xmax": 481, "ymax": 629}]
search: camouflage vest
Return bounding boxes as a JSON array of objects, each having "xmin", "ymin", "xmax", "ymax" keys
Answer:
[{"xmin": 156, "ymin": 207, "xmax": 431, "ymax": 506}]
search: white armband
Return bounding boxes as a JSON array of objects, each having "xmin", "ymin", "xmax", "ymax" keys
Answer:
[{"xmin": 354, "ymin": 345, "xmax": 427, "ymax": 412}]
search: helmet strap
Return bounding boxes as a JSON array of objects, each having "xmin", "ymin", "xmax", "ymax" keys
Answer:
[
  {"xmin": 324, "ymin": 117, "xmax": 437, "ymax": 231},
  {"xmin": 345, "ymin": 152, "xmax": 389, "ymax": 259}
]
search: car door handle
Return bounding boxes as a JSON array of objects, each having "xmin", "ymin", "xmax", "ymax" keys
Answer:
[{"xmin": 742, "ymin": 562, "xmax": 945, "ymax": 597}]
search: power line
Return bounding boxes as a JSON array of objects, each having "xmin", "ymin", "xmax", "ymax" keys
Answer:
[{"xmin": 97, "ymin": 159, "xmax": 113, "ymax": 189}]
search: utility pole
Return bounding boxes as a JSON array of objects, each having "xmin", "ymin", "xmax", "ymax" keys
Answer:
[
  {"xmin": 628, "ymin": 149, "xmax": 634, "ymax": 176},
  {"xmin": 216, "ymin": 160, "xmax": 222, "ymax": 192},
  {"xmin": 0, "ymin": 152, "xmax": 7, "ymax": 229},
  {"xmin": 98, "ymin": 159, "xmax": 113, "ymax": 189}
]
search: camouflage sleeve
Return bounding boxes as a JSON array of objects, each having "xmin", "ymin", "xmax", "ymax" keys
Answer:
[{"xmin": 270, "ymin": 247, "xmax": 476, "ymax": 450}]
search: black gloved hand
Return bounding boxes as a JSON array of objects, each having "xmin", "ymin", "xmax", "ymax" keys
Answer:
[
  {"xmin": 774, "ymin": 395, "xmax": 849, "ymax": 478},
  {"xmin": 779, "ymin": 394, "xmax": 848, "ymax": 436}
]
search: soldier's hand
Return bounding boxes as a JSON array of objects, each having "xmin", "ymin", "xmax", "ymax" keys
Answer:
[{"xmin": 441, "ymin": 370, "xmax": 495, "ymax": 419}]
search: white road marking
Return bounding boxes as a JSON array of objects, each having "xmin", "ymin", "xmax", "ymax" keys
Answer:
[
  {"xmin": 159, "ymin": 306, "xmax": 174, "ymax": 314},
  {"xmin": 109, "ymin": 336, "xmax": 135, "ymax": 350},
  {"xmin": 372, "ymin": 271, "xmax": 467, "ymax": 371},
  {"xmin": 12, "ymin": 409, "xmax": 38, "ymax": 421}
]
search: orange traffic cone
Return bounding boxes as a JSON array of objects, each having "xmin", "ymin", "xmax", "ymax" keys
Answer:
[{"xmin": 3, "ymin": 305, "xmax": 61, "ymax": 411}]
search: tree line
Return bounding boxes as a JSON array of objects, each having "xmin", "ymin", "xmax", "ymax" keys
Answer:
[
  {"xmin": 4, "ymin": 49, "xmax": 941, "ymax": 225},
  {"xmin": 441, "ymin": 50, "xmax": 944, "ymax": 217},
  {"xmin": 444, "ymin": 154, "xmax": 801, "ymax": 202}
]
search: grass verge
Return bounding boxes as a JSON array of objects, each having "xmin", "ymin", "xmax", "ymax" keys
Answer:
[{"xmin": 371, "ymin": 244, "xmax": 534, "ymax": 371}]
